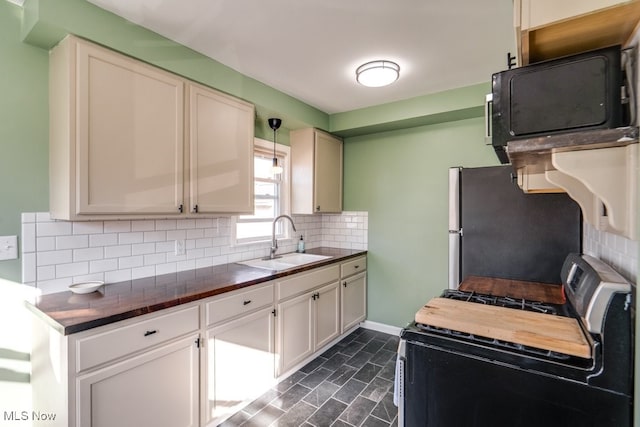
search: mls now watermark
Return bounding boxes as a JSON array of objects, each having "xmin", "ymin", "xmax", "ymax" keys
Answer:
[{"xmin": 4, "ymin": 410, "xmax": 57, "ymax": 422}]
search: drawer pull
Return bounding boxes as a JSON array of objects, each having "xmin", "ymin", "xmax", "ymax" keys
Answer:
[
  {"xmin": 143, "ymin": 330, "xmax": 158, "ymax": 337},
  {"xmin": 343, "ymin": 281, "xmax": 347, "ymax": 287},
  {"xmin": 354, "ymin": 265, "xmax": 359, "ymax": 269},
  {"xmin": 243, "ymin": 300, "xmax": 252, "ymax": 306}
]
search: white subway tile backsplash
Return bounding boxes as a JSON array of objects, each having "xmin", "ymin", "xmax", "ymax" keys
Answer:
[
  {"xmin": 37, "ymin": 250, "xmax": 73, "ymax": 266},
  {"xmin": 155, "ymin": 219, "xmax": 177, "ymax": 230},
  {"xmin": 584, "ymin": 223, "xmax": 637, "ymax": 284},
  {"xmin": 131, "ymin": 220, "xmax": 155, "ymax": 232},
  {"xmin": 36, "ymin": 237, "xmax": 55, "ymax": 251},
  {"xmin": 56, "ymin": 262, "xmax": 89, "ymax": 278},
  {"xmin": 143, "ymin": 231, "xmax": 166, "ymax": 243},
  {"xmin": 56, "ymin": 235, "xmax": 89, "ymax": 250},
  {"xmin": 156, "ymin": 262, "xmax": 177, "ymax": 275},
  {"xmin": 119, "ymin": 232, "xmax": 144, "ymax": 245},
  {"xmin": 132, "ymin": 266, "xmax": 155, "ymax": 280},
  {"xmin": 90, "ymin": 233, "xmax": 118, "ymax": 247},
  {"xmin": 22, "ymin": 213, "xmax": 36, "ymax": 223},
  {"xmin": 21, "ymin": 211, "xmax": 368, "ymax": 292},
  {"xmin": 36, "ymin": 265, "xmax": 55, "ymax": 281},
  {"xmin": 104, "ymin": 245, "xmax": 132, "ymax": 259},
  {"xmin": 90, "ymin": 259, "xmax": 118, "ymax": 274},
  {"xmin": 37, "ymin": 222, "xmax": 72, "ymax": 237},
  {"xmin": 105, "ymin": 269, "xmax": 131, "ymax": 283},
  {"xmin": 22, "ymin": 253, "xmax": 36, "ymax": 283},
  {"xmin": 22, "ymin": 223, "xmax": 36, "ymax": 253},
  {"xmin": 73, "ymin": 247, "xmax": 104, "ymax": 262},
  {"xmin": 144, "ymin": 253, "xmax": 166, "ymax": 265},
  {"xmin": 177, "ymin": 219, "xmax": 196, "ymax": 230},
  {"xmin": 104, "ymin": 220, "xmax": 131, "ymax": 233},
  {"xmin": 72, "ymin": 221, "xmax": 104, "ymax": 235},
  {"xmin": 132, "ymin": 243, "xmax": 156, "ymax": 256},
  {"xmin": 186, "ymin": 229, "xmax": 205, "ymax": 240},
  {"xmin": 119, "ymin": 256, "xmax": 144, "ymax": 270}
]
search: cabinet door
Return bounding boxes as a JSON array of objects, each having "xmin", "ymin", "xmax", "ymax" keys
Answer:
[
  {"xmin": 76, "ymin": 40, "xmax": 184, "ymax": 215},
  {"xmin": 314, "ymin": 281, "xmax": 341, "ymax": 349},
  {"xmin": 206, "ymin": 307, "xmax": 275, "ymax": 425},
  {"xmin": 189, "ymin": 83, "xmax": 254, "ymax": 214},
  {"xmin": 277, "ymin": 292, "xmax": 314, "ymax": 374},
  {"xmin": 77, "ymin": 334, "xmax": 199, "ymax": 427},
  {"xmin": 341, "ymin": 272, "xmax": 367, "ymax": 333},
  {"xmin": 314, "ymin": 131, "xmax": 343, "ymax": 213}
]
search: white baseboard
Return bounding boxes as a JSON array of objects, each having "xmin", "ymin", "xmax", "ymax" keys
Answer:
[{"xmin": 360, "ymin": 320, "xmax": 402, "ymax": 336}]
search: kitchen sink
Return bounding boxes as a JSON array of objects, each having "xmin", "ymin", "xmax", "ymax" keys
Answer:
[{"xmin": 237, "ymin": 253, "xmax": 331, "ymax": 271}]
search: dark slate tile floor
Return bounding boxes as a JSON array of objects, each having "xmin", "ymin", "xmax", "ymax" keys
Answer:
[{"xmin": 220, "ymin": 328, "xmax": 400, "ymax": 427}]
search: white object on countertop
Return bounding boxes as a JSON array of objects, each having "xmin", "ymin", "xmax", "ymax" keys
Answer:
[{"xmin": 69, "ymin": 281, "xmax": 104, "ymax": 294}]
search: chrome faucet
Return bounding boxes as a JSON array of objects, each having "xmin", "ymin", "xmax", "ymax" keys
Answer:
[{"xmin": 267, "ymin": 214, "xmax": 297, "ymax": 259}]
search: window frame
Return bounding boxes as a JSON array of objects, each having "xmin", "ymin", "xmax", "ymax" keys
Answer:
[{"xmin": 231, "ymin": 138, "xmax": 291, "ymax": 245}]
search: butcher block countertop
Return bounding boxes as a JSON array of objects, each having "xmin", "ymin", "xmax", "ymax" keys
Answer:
[
  {"xmin": 27, "ymin": 247, "xmax": 366, "ymax": 335},
  {"xmin": 459, "ymin": 276, "xmax": 565, "ymax": 305},
  {"xmin": 415, "ymin": 297, "xmax": 591, "ymax": 359}
]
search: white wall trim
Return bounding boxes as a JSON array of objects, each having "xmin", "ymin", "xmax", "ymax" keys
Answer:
[{"xmin": 360, "ymin": 320, "xmax": 403, "ymax": 336}]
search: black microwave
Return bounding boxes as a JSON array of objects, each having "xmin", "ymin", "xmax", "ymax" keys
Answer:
[{"xmin": 489, "ymin": 45, "xmax": 628, "ymax": 164}]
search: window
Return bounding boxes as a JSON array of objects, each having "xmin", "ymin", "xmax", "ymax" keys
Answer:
[{"xmin": 233, "ymin": 138, "xmax": 290, "ymax": 244}]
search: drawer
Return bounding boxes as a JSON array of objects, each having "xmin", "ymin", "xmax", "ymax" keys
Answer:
[
  {"xmin": 75, "ymin": 305, "xmax": 199, "ymax": 373},
  {"xmin": 341, "ymin": 257, "xmax": 366, "ymax": 278},
  {"xmin": 277, "ymin": 264, "xmax": 340, "ymax": 301},
  {"xmin": 206, "ymin": 283, "xmax": 274, "ymax": 326}
]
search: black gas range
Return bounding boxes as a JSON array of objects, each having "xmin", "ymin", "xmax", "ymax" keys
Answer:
[{"xmin": 397, "ymin": 253, "xmax": 634, "ymax": 427}]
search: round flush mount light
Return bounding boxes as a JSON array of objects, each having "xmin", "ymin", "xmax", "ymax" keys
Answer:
[{"xmin": 356, "ymin": 60, "xmax": 400, "ymax": 87}]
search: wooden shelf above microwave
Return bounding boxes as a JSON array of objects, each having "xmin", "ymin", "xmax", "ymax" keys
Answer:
[
  {"xmin": 507, "ymin": 126, "xmax": 639, "ymax": 173},
  {"xmin": 521, "ymin": 1, "xmax": 640, "ymax": 65},
  {"xmin": 507, "ymin": 127, "xmax": 638, "ymax": 240}
]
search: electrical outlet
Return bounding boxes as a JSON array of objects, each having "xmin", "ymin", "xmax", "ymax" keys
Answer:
[
  {"xmin": 175, "ymin": 239, "xmax": 186, "ymax": 256},
  {"xmin": 0, "ymin": 236, "xmax": 18, "ymax": 261}
]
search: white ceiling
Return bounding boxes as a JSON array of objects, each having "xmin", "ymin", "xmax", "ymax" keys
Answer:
[{"xmin": 87, "ymin": 0, "xmax": 515, "ymax": 114}]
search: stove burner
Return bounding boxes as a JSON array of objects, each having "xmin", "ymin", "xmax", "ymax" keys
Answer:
[{"xmin": 442, "ymin": 290, "xmax": 558, "ymax": 315}]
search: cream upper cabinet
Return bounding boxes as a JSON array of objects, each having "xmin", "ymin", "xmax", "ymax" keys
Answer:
[
  {"xmin": 291, "ymin": 128, "xmax": 343, "ymax": 214},
  {"xmin": 50, "ymin": 35, "xmax": 185, "ymax": 219},
  {"xmin": 49, "ymin": 35, "xmax": 254, "ymax": 220},
  {"xmin": 188, "ymin": 83, "xmax": 254, "ymax": 214}
]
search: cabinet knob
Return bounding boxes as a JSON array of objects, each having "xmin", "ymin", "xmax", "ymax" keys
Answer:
[
  {"xmin": 354, "ymin": 265, "xmax": 359, "ymax": 269},
  {"xmin": 144, "ymin": 330, "xmax": 158, "ymax": 337},
  {"xmin": 243, "ymin": 300, "xmax": 252, "ymax": 306}
]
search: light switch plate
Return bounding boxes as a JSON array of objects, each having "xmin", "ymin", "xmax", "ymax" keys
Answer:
[{"xmin": 0, "ymin": 235, "xmax": 18, "ymax": 260}]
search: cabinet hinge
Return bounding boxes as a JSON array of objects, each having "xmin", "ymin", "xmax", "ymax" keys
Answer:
[{"xmin": 272, "ymin": 309, "xmax": 277, "ymax": 317}]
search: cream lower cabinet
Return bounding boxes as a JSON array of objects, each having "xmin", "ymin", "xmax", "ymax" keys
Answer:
[
  {"xmin": 340, "ymin": 256, "xmax": 367, "ymax": 333},
  {"xmin": 204, "ymin": 283, "xmax": 276, "ymax": 426},
  {"xmin": 276, "ymin": 265, "xmax": 341, "ymax": 375},
  {"xmin": 31, "ymin": 304, "xmax": 201, "ymax": 427},
  {"xmin": 77, "ymin": 334, "xmax": 200, "ymax": 427}
]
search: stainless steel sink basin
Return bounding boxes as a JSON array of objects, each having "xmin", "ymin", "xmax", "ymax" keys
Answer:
[{"xmin": 237, "ymin": 253, "xmax": 331, "ymax": 271}]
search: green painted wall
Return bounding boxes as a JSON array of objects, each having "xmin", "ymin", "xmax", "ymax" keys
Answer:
[
  {"xmin": 0, "ymin": 2, "xmax": 49, "ymax": 281},
  {"xmin": 343, "ymin": 118, "xmax": 499, "ymax": 327}
]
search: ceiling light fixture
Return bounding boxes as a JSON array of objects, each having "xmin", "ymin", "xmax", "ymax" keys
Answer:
[
  {"xmin": 356, "ymin": 60, "xmax": 400, "ymax": 87},
  {"xmin": 268, "ymin": 117, "xmax": 283, "ymax": 175}
]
